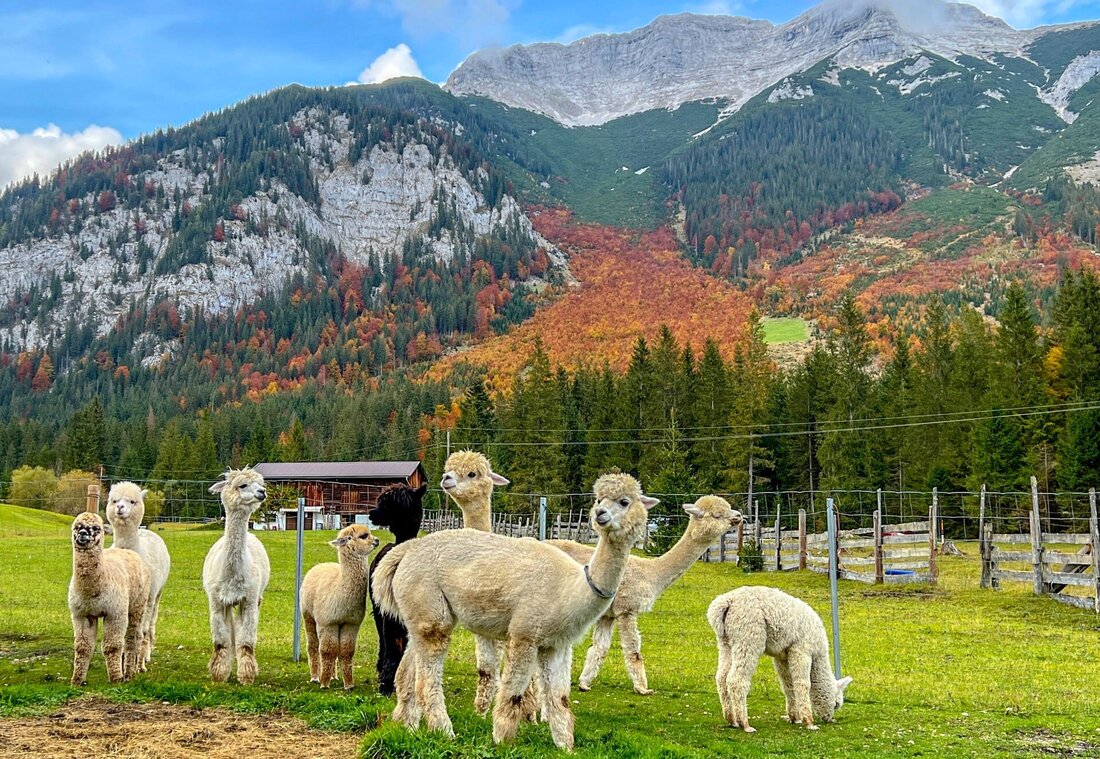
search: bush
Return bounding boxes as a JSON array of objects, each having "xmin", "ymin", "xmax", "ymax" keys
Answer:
[
  {"xmin": 645, "ymin": 517, "xmax": 686, "ymax": 556},
  {"xmin": 143, "ymin": 489, "xmax": 165, "ymax": 522},
  {"xmin": 8, "ymin": 466, "xmax": 59, "ymax": 511},
  {"xmin": 56, "ymin": 470, "xmax": 103, "ymax": 515},
  {"xmin": 739, "ymin": 537, "xmax": 764, "ymax": 573}
]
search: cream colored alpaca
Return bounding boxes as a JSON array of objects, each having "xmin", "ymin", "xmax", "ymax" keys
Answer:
[
  {"xmin": 106, "ymin": 481, "xmax": 171, "ymax": 670},
  {"xmin": 373, "ymin": 472, "xmax": 657, "ymax": 751},
  {"xmin": 707, "ymin": 586, "xmax": 852, "ymax": 732},
  {"xmin": 549, "ymin": 495, "xmax": 742, "ymax": 695},
  {"xmin": 439, "ymin": 449, "xmax": 512, "ymax": 715},
  {"xmin": 68, "ymin": 512, "xmax": 150, "ymax": 685},
  {"xmin": 302, "ymin": 523, "xmax": 380, "ymax": 689},
  {"xmin": 202, "ymin": 468, "xmax": 271, "ymax": 685}
]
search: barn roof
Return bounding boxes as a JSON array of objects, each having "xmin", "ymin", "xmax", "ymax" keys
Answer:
[{"xmin": 253, "ymin": 461, "xmax": 423, "ymax": 481}]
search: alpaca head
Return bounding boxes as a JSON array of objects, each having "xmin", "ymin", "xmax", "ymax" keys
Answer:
[
  {"xmin": 209, "ymin": 467, "xmax": 267, "ymax": 516},
  {"xmin": 681, "ymin": 495, "xmax": 742, "ymax": 543},
  {"xmin": 440, "ymin": 450, "xmax": 508, "ymax": 510},
  {"xmin": 329, "ymin": 523, "xmax": 380, "ymax": 559},
  {"xmin": 812, "ymin": 673, "xmax": 853, "ymax": 722},
  {"xmin": 71, "ymin": 512, "xmax": 105, "ymax": 553},
  {"xmin": 834, "ymin": 675, "xmax": 853, "ymax": 712},
  {"xmin": 106, "ymin": 481, "xmax": 147, "ymax": 527},
  {"xmin": 590, "ymin": 472, "xmax": 658, "ymax": 544},
  {"xmin": 367, "ymin": 483, "xmax": 427, "ymax": 541}
]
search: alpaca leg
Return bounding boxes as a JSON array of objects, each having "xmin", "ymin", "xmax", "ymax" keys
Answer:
[
  {"xmin": 143, "ymin": 592, "xmax": 162, "ymax": 668},
  {"xmin": 102, "ymin": 613, "xmax": 126, "ymax": 683},
  {"xmin": 415, "ymin": 627, "xmax": 454, "ymax": 737},
  {"xmin": 235, "ymin": 599, "xmax": 260, "ymax": 685},
  {"xmin": 539, "ymin": 646, "xmax": 576, "ymax": 752},
  {"xmin": 304, "ymin": 612, "xmax": 321, "ymax": 683},
  {"xmin": 318, "ymin": 623, "xmax": 340, "ymax": 688},
  {"xmin": 70, "ymin": 615, "xmax": 96, "ymax": 686},
  {"xmin": 724, "ymin": 655, "xmax": 761, "ymax": 732},
  {"xmin": 715, "ymin": 643, "xmax": 735, "ymax": 725},
  {"xmin": 207, "ymin": 599, "xmax": 233, "ymax": 683},
  {"xmin": 492, "ymin": 638, "xmax": 538, "ymax": 745},
  {"xmin": 474, "ymin": 635, "xmax": 502, "ymax": 716},
  {"xmin": 577, "ymin": 616, "xmax": 614, "ymax": 692},
  {"xmin": 123, "ymin": 599, "xmax": 146, "ymax": 681},
  {"xmin": 391, "ymin": 640, "xmax": 422, "ymax": 729},
  {"xmin": 774, "ymin": 657, "xmax": 797, "ymax": 723},
  {"xmin": 786, "ymin": 649, "xmax": 816, "ymax": 729},
  {"xmin": 374, "ymin": 610, "xmax": 400, "ymax": 696},
  {"xmin": 339, "ymin": 623, "xmax": 359, "ymax": 690},
  {"xmin": 618, "ymin": 613, "xmax": 652, "ymax": 695}
]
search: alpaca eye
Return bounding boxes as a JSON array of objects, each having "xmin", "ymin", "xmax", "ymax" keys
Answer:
[
  {"xmin": 239, "ymin": 483, "xmax": 247, "ymax": 489},
  {"xmin": 619, "ymin": 499, "xmax": 629, "ymax": 507},
  {"xmin": 468, "ymin": 472, "xmax": 476, "ymax": 478}
]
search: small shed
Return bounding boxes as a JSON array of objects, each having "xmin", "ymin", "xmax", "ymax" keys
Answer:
[{"xmin": 254, "ymin": 461, "xmax": 427, "ymax": 530}]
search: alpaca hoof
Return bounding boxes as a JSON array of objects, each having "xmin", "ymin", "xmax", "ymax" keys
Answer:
[
  {"xmin": 343, "ymin": 683, "xmax": 354, "ymax": 691},
  {"xmin": 806, "ymin": 724, "xmax": 820, "ymax": 731},
  {"xmin": 742, "ymin": 726, "xmax": 756, "ymax": 734},
  {"xmin": 237, "ymin": 657, "xmax": 258, "ymax": 685},
  {"xmin": 576, "ymin": 682, "xmax": 591, "ymax": 692},
  {"xmin": 310, "ymin": 677, "xmax": 320, "ymax": 684},
  {"xmin": 634, "ymin": 687, "xmax": 654, "ymax": 696},
  {"xmin": 70, "ymin": 678, "xmax": 85, "ymax": 687},
  {"xmin": 781, "ymin": 715, "xmax": 792, "ymax": 722}
]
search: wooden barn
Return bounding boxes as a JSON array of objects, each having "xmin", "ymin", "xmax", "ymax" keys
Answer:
[{"xmin": 254, "ymin": 461, "xmax": 427, "ymax": 530}]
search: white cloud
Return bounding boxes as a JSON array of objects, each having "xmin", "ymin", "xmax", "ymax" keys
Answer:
[
  {"xmin": 690, "ymin": 1, "xmax": 745, "ymax": 15},
  {"xmin": 0, "ymin": 124, "xmax": 122, "ymax": 189},
  {"xmin": 964, "ymin": 0, "xmax": 1075, "ymax": 27},
  {"xmin": 356, "ymin": 43, "xmax": 425, "ymax": 83}
]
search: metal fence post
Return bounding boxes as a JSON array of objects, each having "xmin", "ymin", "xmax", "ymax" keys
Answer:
[
  {"xmin": 538, "ymin": 497, "xmax": 547, "ymax": 541},
  {"xmin": 293, "ymin": 496, "xmax": 305, "ymax": 662},
  {"xmin": 826, "ymin": 497, "xmax": 842, "ymax": 678}
]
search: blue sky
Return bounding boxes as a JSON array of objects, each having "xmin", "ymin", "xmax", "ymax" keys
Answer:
[{"xmin": 0, "ymin": 0, "xmax": 1098, "ymax": 186}]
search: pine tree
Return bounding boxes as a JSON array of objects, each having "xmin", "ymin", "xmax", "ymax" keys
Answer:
[
  {"xmin": 62, "ymin": 398, "xmax": 107, "ymax": 474},
  {"xmin": 281, "ymin": 417, "xmax": 311, "ymax": 462},
  {"xmin": 691, "ymin": 338, "xmax": 731, "ymax": 490},
  {"xmin": 723, "ymin": 310, "xmax": 776, "ymax": 493}
]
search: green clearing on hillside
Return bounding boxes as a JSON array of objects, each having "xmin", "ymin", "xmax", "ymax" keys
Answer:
[
  {"xmin": 0, "ymin": 503, "xmax": 80, "ymax": 537},
  {"xmin": 762, "ymin": 317, "xmax": 809, "ymax": 344},
  {"xmin": 879, "ymin": 187, "xmax": 1016, "ymax": 258},
  {"xmin": 1, "ymin": 525, "xmax": 1099, "ymax": 757}
]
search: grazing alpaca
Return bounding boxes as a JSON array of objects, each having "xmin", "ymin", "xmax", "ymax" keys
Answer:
[
  {"xmin": 302, "ymin": 524, "xmax": 380, "ymax": 689},
  {"xmin": 68, "ymin": 512, "xmax": 150, "ymax": 685},
  {"xmin": 549, "ymin": 495, "xmax": 742, "ymax": 695},
  {"xmin": 366, "ymin": 483, "xmax": 427, "ymax": 695},
  {"xmin": 707, "ymin": 586, "xmax": 852, "ymax": 732},
  {"xmin": 373, "ymin": 472, "xmax": 657, "ymax": 751},
  {"xmin": 439, "ymin": 449, "xmax": 512, "ymax": 716},
  {"xmin": 106, "ymin": 481, "xmax": 171, "ymax": 670},
  {"xmin": 202, "ymin": 468, "xmax": 270, "ymax": 685}
]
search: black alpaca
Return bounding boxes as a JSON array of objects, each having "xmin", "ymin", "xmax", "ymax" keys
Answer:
[{"xmin": 367, "ymin": 482, "xmax": 426, "ymax": 695}]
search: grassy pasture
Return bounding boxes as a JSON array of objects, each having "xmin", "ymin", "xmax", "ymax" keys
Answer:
[
  {"xmin": 0, "ymin": 506, "xmax": 1098, "ymax": 757},
  {"xmin": 762, "ymin": 317, "xmax": 810, "ymax": 345}
]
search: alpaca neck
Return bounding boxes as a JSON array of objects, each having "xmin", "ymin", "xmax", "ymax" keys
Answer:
[
  {"xmin": 393, "ymin": 523, "xmax": 420, "ymax": 543},
  {"xmin": 647, "ymin": 525, "xmax": 717, "ymax": 593},
  {"xmin": 222, "ymin": 508, "xmax": 252, "ymax": 575},
  {"xmin": 110, "ymin": 519, "xmax": 140, "ymax": 551},
  {"xmin": 72, "ymin": 548, "xmax": 106, "ymax": 596},
  {"xmin": 459, "ymin": 496, "xmax": 492, "ymax": 532},
  {"xmin": 585, "ymin": 532, "xmax": 633, "ymax": 600},
  {"xmin": 337, "ymin": 552, "xmax": 370, "ymax": 597}
]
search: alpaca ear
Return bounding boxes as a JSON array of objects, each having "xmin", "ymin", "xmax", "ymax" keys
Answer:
[
  {"xmin": 330, "ymin": 536, "xmax": 349, "ymax": 547},
  {"xmin": 640, "ymin": 495, "xmax": 660, "ymax": 510},
  {"xmin": 837, "ymin": 676, "xmax": 853, "ymax": 692},
  {"xmin": 209, "ymin": 480, "xmax": 227, "ymax": 494},
  {"xmin": 414, "ymin": 484, "xmax": 428, "ymax": 498},
  {"xmin": 140, "ymin": 490, "xmax": 149, "ymax": 501},
  {"xmin": 489, "ymin": 471, "xmax": 510, "ymax": 486},
  {"xmin": 682, "ymin": 502, "xmax": 705, "ymax": 517}
]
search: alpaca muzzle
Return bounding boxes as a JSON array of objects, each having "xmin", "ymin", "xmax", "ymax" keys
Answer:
[
  {"xmin": 440, "ymin": 474, "xmax": 457, "ymax": 491},
  {"xmin": 74, "ymin": 531, "xmax": 93, "ymax": 547},
  {"xmin": 595, "ymin": 509, "xmax": 611, "ymax": 526}
]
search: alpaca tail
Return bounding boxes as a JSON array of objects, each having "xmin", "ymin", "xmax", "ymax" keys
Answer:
[
  {"xmin": 371, "ymin": 540, "xmax": 414, "ymax": 620},
  {"xmin": 706, "ymin": 594, "xmax": 736, "ymax": 640}
]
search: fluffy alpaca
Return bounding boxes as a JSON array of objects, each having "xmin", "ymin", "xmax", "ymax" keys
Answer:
[
  {"xmin": 202, "ymin": 468, "xmax": 271, "ymax": 685},
  {"xmin": 68, "ymin": 512, "xmax": 150, "ymax": 685},
  {"xmin": 373, "ymin": 472, "xmax": 657, "ymax": 751},
  {"xmin": 706, "ymin": 586, "xmax": 852, "ymax": 732},
  {"xmin": 549, "ymin": 495, "xmax": 742, "ymax": 695},
  {"xmin": 106, "ymin": 481, "xmax": 171, "ymax": 670},
  {"xmin": 366, "ymin": 483, "xmax": 427, "ymax": 695},
  {"xmin": 439, "ymin": 449, "xmax": 512, "ymax": 716},
  {"xmin": 301, "ymin": 523, "xmax": 380, "ymax": 689}
]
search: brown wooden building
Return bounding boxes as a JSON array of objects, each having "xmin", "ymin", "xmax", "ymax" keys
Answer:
[{"xmin": 254, "ymin": 461, "xmax": 427, "ymax": 530}]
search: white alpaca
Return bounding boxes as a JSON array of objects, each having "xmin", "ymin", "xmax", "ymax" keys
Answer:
[
  {"xmin": 549, "ymin": 495, "xmax": 742, "ymax": 695},
  {"xmin": 707, "ymin": 586, "xmax": 852, "ymax": 732},
  {"xmin": 106, "ymin": 481, "xmax": 171, "ymax": 670},
  {"xmin": 202, "ymin": 468, "xmax": 271, "ymax": 685},
  {"xmin": 373, "ymin": 472, "xmax": 657, "ymax": 751},
  {"xmin": 438, "ymin": 449, "xmax": 512, "ymax": 716},
  {"xmin": 301, "ymin": 523, "xmax": 380, "ymax": 689},
  {"xmin": 68, "ymin": 512, "xmax": 150, "ymax": 685}
]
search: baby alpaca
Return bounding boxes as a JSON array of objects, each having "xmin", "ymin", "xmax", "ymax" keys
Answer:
[
  {"xmin": 106, "ymin": 481, "xmax": 171, "ymax": 670},
  {"xmin": 302, "ymin": 524, "xmax": 380, "ymax": 689},
  {"xmin": 549, "ymin": 495, "xmax": 742, "ymax": 695},
  {"xmin": 366, "ymin": 483, "xmax": 427, "ymax": 695},
  {"xmin": 68, "ymin": 512, "xmax": 151, "ymax": 685},
  {"xmin": 202, "ymin": 468, "xmax": 271, "ymax": 685},
  {"xmin": 707, "ymin": 586, "xmax": 852, "ymax": 732}
]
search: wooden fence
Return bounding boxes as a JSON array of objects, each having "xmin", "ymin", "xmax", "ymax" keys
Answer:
[
  {"xmin": 421, "ymin": 509, "xmax": 598, "ymax": 543},
  {"xmin": 980, "ymin": 480, "xmax": 1099, "ymax": 612}
]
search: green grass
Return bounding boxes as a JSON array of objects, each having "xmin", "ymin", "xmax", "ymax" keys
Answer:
[
  {"xmin": 762, "ymin": 318, "xmax": 809, "ymax": 345},
  {"xmin": 1, "ymin": 521, "xmax": 1099, "ymax": 757},
  {"xmin": 0, "ymin": 503, "xmax": 81, "ymax": 537}
]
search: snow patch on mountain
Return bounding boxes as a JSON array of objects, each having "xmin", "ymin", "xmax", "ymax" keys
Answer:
[{"xmin": 1040, "ymin": 51, "xmax": 1100, "ymax": 124}]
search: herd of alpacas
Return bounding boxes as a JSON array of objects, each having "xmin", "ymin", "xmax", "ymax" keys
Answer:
[{"xmin": 66, "ymin": 452, "xmax": 852, "ymax": 751}]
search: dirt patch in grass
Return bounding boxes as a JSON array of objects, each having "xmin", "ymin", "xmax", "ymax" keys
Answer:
[
  {"xmin": 0, "ymin": 696, "xmax": 361, "ymax": 758},
  {"xmin": 1020, "ymin": 728, "xmax": 1100, "ymax": 757}
]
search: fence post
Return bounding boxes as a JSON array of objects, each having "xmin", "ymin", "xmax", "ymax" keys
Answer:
[
  {"xmin": 85, "ymin": 484, "xmax": 100, "ymax": 514},
  {"xmin": 538, "ymin": 497, "xmax": 547, "ymax": 541},
  {"xmin": 929, "ymin": 488, "xmax": 939, "ymax": 585},
  {"xmin": 293, "ymin": 496, "xmax": 305, "ymax": 662},
  {"xmin": 737, "ymin": 512, "xmax": 746, "ymax": 557},
  {"xmin": 873, "ymin": 508, "xmax": 884, "ymax": 585},
  {"xmin": 826, "ymin": 497, "xmax": 842, "ymax": 679},
  {"xmin": 1090, "ymin": 489, "xmax": 1099, "ymax": 614},
  {"xmin": 1031, "ymin": 476, "xmax": 1044, "ymax": 596},
  {"xmin": 798, "ymin": 508, "xmax": 807, "ymax": 571},
  {"xmin": 774, "ymin": 505, "xmax": 782, "ymax": 571},
  {"xmin": 754, "ymin": 500, "xmax": 762, "ymax": 546},
  {"xmin": 978, "ymin": 484, "xmax": 990, "ymax": 589}
]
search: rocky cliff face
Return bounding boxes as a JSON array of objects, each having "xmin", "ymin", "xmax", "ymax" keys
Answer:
[
  {"xmin": 0, "ymin": 106, "xmax": 565, "ymax": 354},
  {"xmin": 445, "ymin": 0, "xmax": 1080, "ymax": 126}
]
